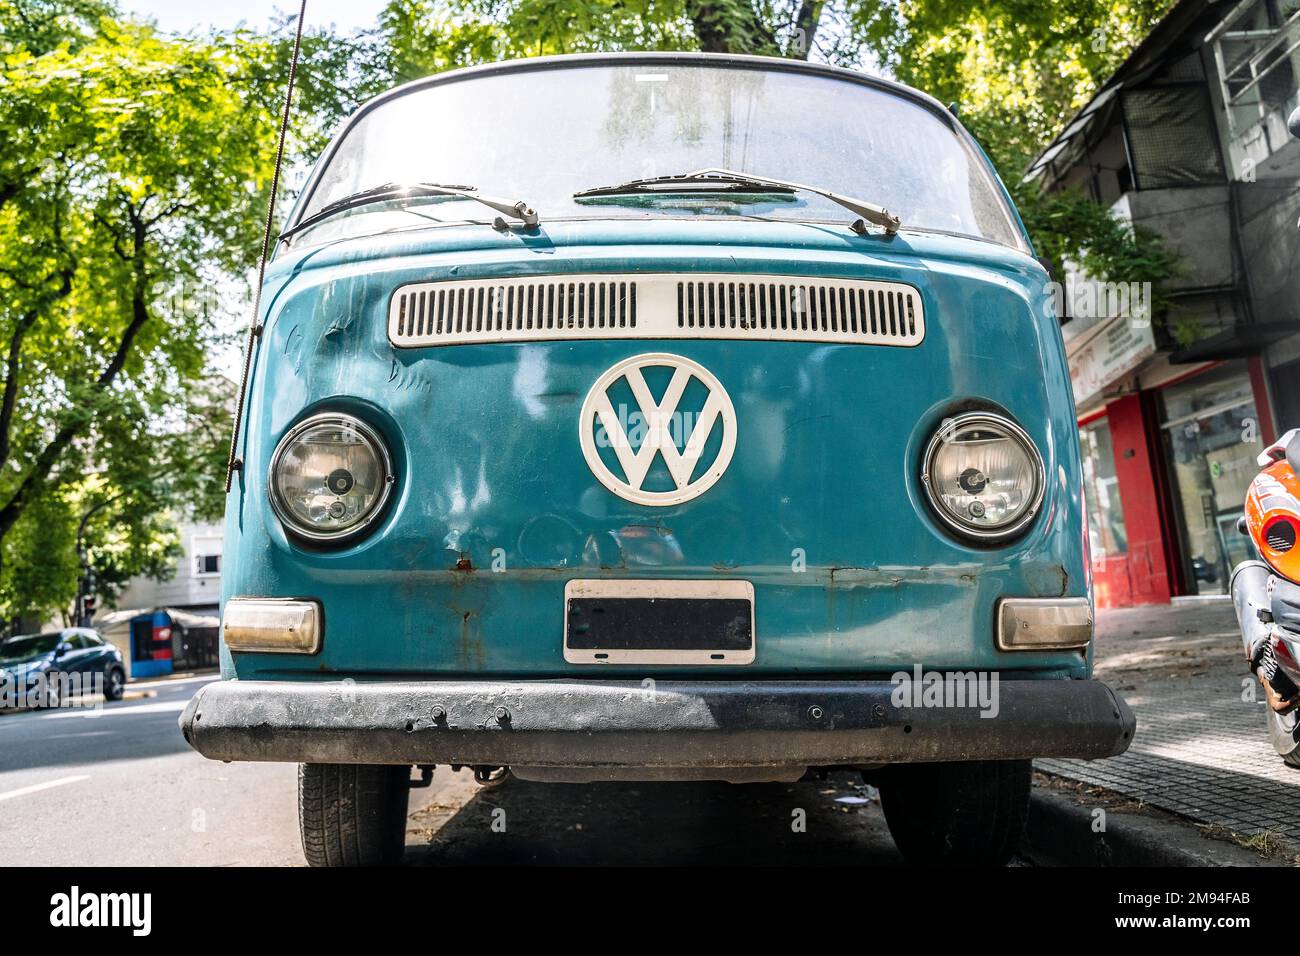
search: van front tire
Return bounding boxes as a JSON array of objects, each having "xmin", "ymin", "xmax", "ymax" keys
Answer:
[
  {"xmin": 877, "ymin": 759, "xmax": 1030, "ymax": 866},
  {"xmin": 298, "ymin": 763, "xmax": 411, "ymax": 866}
]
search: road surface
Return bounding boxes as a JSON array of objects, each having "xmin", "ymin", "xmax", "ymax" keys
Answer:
[{"xmin": 0, "ymin": 675, "xmax": 913, "ymax": 865}]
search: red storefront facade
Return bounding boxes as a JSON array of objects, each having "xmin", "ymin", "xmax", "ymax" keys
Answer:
[{"xmin": 1078, "ymin": 357, "xmax": 1278, "ymax": 608}]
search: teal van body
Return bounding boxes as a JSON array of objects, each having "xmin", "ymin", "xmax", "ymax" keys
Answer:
[
  {"xmin": 224, "ymin": 220, "xmax": 1087, "ymax": 680},
  {"xmin": 182, "ymin": 52, "xmax": 1133, "ymax": 865}
]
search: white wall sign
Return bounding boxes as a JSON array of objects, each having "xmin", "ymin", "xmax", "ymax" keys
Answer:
[{"xmin": 1068, "ymin": 315, "xmax": 1156, "ymax": 408}]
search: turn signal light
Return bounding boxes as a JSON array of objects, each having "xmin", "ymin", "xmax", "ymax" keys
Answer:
[{"xmin": 223, "ymin": 599, "xmax": 321, "ymax": 654}]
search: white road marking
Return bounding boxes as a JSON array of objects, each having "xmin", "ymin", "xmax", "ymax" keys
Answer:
[
  {"xmin": 0, "ymin": 775, "xmax": 89, "ymax": 802},
  {"xmin": 0, "ymin": 694, "xmax": 194, "ymax": 727},
  {"xmin": 48, "ymin": 731, "xmax": 118, "ymax": 739},
  {"xmin": 40, "ymin": 700, "xmax": 189, "ymax": 720}
]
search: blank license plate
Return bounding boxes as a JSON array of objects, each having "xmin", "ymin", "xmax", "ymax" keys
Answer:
[{"xmin": 563, "ymin": 579, "xmax": 755, "ymax": 665}]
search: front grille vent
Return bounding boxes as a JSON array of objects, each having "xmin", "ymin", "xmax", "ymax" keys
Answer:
[
  {"xmin": 393, "ymin": 278, "xmax": 635, "ymax": 341},
  {"xmin": 389, "ymin": 273, "xmax": 924, "ymax": 348},
  {"xmin": 676, "ymin": 278, "xmax": 918, "ymax": 339}
]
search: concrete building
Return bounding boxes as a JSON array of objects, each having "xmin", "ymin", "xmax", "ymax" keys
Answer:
[
  {"xmin": 116, "ymin": 520, "xmax": 223, "ymax": 615},
  {"xmin": 105, "ymin": 520, "xmax": 223, "ymax": 676},
  {"xmin": 1028, "ymin": 0, "xmax": 1300, "ymax": 606}
]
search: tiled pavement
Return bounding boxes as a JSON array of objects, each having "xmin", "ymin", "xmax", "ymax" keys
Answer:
[{"xmin": 1037, "ymin": 600, "xmax": 1300, "ymax": 841}]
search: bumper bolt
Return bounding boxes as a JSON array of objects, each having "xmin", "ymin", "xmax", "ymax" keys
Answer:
[
  {"xmin": 807, "ymin": 705, "xmax": 824, "ymax": 721},
  {"xmin": 431, "ymin": 705, "xmax": 446, "ymax": 721},
  {"xmin": 493, "ymin": 705, "xmax": 511, "ymax": 724},
  {"xmin": 871, "ymin": 703, "xmax": 886, "ymax": 719}
]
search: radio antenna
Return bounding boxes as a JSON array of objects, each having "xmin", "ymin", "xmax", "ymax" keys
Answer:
[{"xmin": 225, "ymin": 0, "xmax": 308, "ymax": 492}]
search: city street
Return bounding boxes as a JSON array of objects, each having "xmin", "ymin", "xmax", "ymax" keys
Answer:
[
  {"xmin": 1, "ymin": 648, "xmax": 1288, "ymax": 866},
  {"xmin": 0, "ymin": 676, "xmax": 301, "ymax": 866},
  {"xmin": 0, "ymin": 674, "xmax": 912, "ymax": 865}
]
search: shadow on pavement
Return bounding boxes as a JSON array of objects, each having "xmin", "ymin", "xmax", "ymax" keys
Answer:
[{"xmin": 404, "ymin": 775, "xmax": 903, "ymax": 866}]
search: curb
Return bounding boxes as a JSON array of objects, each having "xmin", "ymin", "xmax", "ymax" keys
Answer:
[
  {"xmin": 127, "ymin": 668, "xmax": 219, "ymax": 685},
  {"xmin": 1026, "ymin": 786, "xmax": 1276, "ymax": 867}
]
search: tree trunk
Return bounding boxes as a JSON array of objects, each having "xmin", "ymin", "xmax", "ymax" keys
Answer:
[
  {"xmin": 685, "ymin": 0, "xmax": 781, "ymax": 55},
  {"xmin": 792, "ymin": 0, "xmax": 823, "ymax": 59},
  {"xmin": 0, "ymin": 207, "xmax": 151, "ymax": 545}
]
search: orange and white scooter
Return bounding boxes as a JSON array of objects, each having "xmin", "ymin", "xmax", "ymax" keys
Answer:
[{"xmin": 1232, "ymin": 428, "xmax": 1300, "ymax": 767}]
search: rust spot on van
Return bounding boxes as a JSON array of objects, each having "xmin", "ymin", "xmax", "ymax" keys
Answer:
[
  {"xmin": 454, "ymin": 555, "xmax": 473, "ymax": 572},
  {"xmin": 457, "ymin": 610, "xmax": 485, "ymax": 670}
]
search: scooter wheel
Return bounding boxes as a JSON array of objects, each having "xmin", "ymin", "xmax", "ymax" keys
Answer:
[{"xmin": 1267, "ymin": 707, "xmax": 1300, "ymax": 768}]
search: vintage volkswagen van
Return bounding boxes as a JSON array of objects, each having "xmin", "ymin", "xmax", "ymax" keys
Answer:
[{"xmin": 181, "ymin": 52, "xmax": 1135, "ymax": 866}]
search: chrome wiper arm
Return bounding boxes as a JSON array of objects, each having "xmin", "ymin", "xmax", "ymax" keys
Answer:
[
  {"xmin": 573, "ymin": 167, "xmax": 901, "ymax": 235},
  {"xmin": 693, "ymin": 168, "xmax": 901, "ymax": 235},
  {"xmin": 282, "ymin": 182, "xmax": 540, "ymax": 239}
]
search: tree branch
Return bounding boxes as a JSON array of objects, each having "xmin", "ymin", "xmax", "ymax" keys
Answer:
[
  {"xmin": 0, "ymin": 202, "xmax": 151, "ymax": 541},
  {"xmin": 92, "ymin": 210, "xmax": 131, "ymax": 261},
  {"xmin": 144, "ymin": 199, "xmax": 191, "ymax": 228},
  {"xmin": 0, "ymin": 196, "xmax": 76, "ymax": 472}
]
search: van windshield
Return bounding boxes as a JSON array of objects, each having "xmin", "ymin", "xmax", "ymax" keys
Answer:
[{"xmin": 296, "ymin": 62, "xmax": 1024, "ymax": 249}]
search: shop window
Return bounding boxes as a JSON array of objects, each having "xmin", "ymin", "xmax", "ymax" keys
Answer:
[
  {"xmin": 1270, "ymin": 355, "xmax": 1300, "ymax": 434},
  {"xmin": 1080, "ymin": 419, "xmax": 1128, "ymax": 567},
  {"xmin": 1160, "ymin": 362, "xmax": 1263, "ymax": 595}
]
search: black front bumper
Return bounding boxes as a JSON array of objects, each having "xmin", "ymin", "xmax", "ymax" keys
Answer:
[{"xmin": 180, "ymin": 678, "xmax": 1134, "ymax": 768}]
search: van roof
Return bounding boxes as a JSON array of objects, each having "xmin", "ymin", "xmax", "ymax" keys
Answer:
[{"xmin": 362, "ymin": 51, "xmax": 952, "ymax": 129}]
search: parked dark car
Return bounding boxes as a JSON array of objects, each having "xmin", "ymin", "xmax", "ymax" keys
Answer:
[{"xmin": 0, "ymin": 628, "xmax": 125, "ymax": 709}]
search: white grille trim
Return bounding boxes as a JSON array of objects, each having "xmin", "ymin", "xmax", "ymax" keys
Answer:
[{"xmin": 388, "ymin": 273, "xmax": 924, "ymax": 348}]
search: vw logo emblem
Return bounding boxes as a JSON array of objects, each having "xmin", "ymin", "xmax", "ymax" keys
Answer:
[{"xmin": 579, "ymin": 353, "xmax": 737, "ymax": 506}]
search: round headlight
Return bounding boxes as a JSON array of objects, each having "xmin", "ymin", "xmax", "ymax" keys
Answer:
[
  {"xmin": 922, "ymin": 412, "xmax": 1044, "ymax": 541},
  {"xmin": 268, "ymin": 413, "xmax": 393, "ymax": 542}
]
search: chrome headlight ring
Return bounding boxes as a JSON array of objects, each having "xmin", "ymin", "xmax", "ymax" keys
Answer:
[
  {"xmin": 921, "ymin": 411, "xmax": 1045, "ymax": 543},
  {"xmin": 267, "ymin": 412, "xmax": 395, "ymax": 544}
]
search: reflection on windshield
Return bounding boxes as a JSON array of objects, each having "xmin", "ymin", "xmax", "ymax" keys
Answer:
[
  {"xmin": 0, "ymin": 633, "xmax": 60, "ymax": 662},
  {"xmin": 298, "ymin": 64, "xmax": 1023, "ymax": 248}
]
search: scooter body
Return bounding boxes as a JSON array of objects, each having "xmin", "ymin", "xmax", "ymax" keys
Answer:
[{"xmin": 1231, "ymin": 427, "xmax": 1300, "ymax": 764}]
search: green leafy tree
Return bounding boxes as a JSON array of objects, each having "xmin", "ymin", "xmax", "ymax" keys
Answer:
[
  {"xmin": 0, "ymin": 3, "xmax": 285, "ymax": 623},
  {"xmin": 376, "ymin": 0, "xmax": 846, "ymax": 83},
  {"xmin": 377, "ymin": 0, "xmax": 1184, "ymax": 326},
  {"xmin": 223, "ymin": 10, "xmax": 394, "ymax": 161},
  {"xmin": 851, "ymin": 0, "xmax": 1175, "ymax": 171},
  {"xmin": 849, "ymin": 1, "xmax": 1184, "ymax": 325}
]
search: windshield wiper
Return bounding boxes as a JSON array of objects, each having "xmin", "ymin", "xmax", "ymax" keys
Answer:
[
  {"xmin": 574, "ymin": 167, "xmax": 901, "ymax": 235},
  {"xmin": 282, "ymin": 182, "xmax": 541, "ymax": 239}
]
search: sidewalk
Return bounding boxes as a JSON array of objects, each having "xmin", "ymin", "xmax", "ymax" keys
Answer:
[{"xmin": 1037, "ymin": 600, "xmax": 1300, "ymax": 853}]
